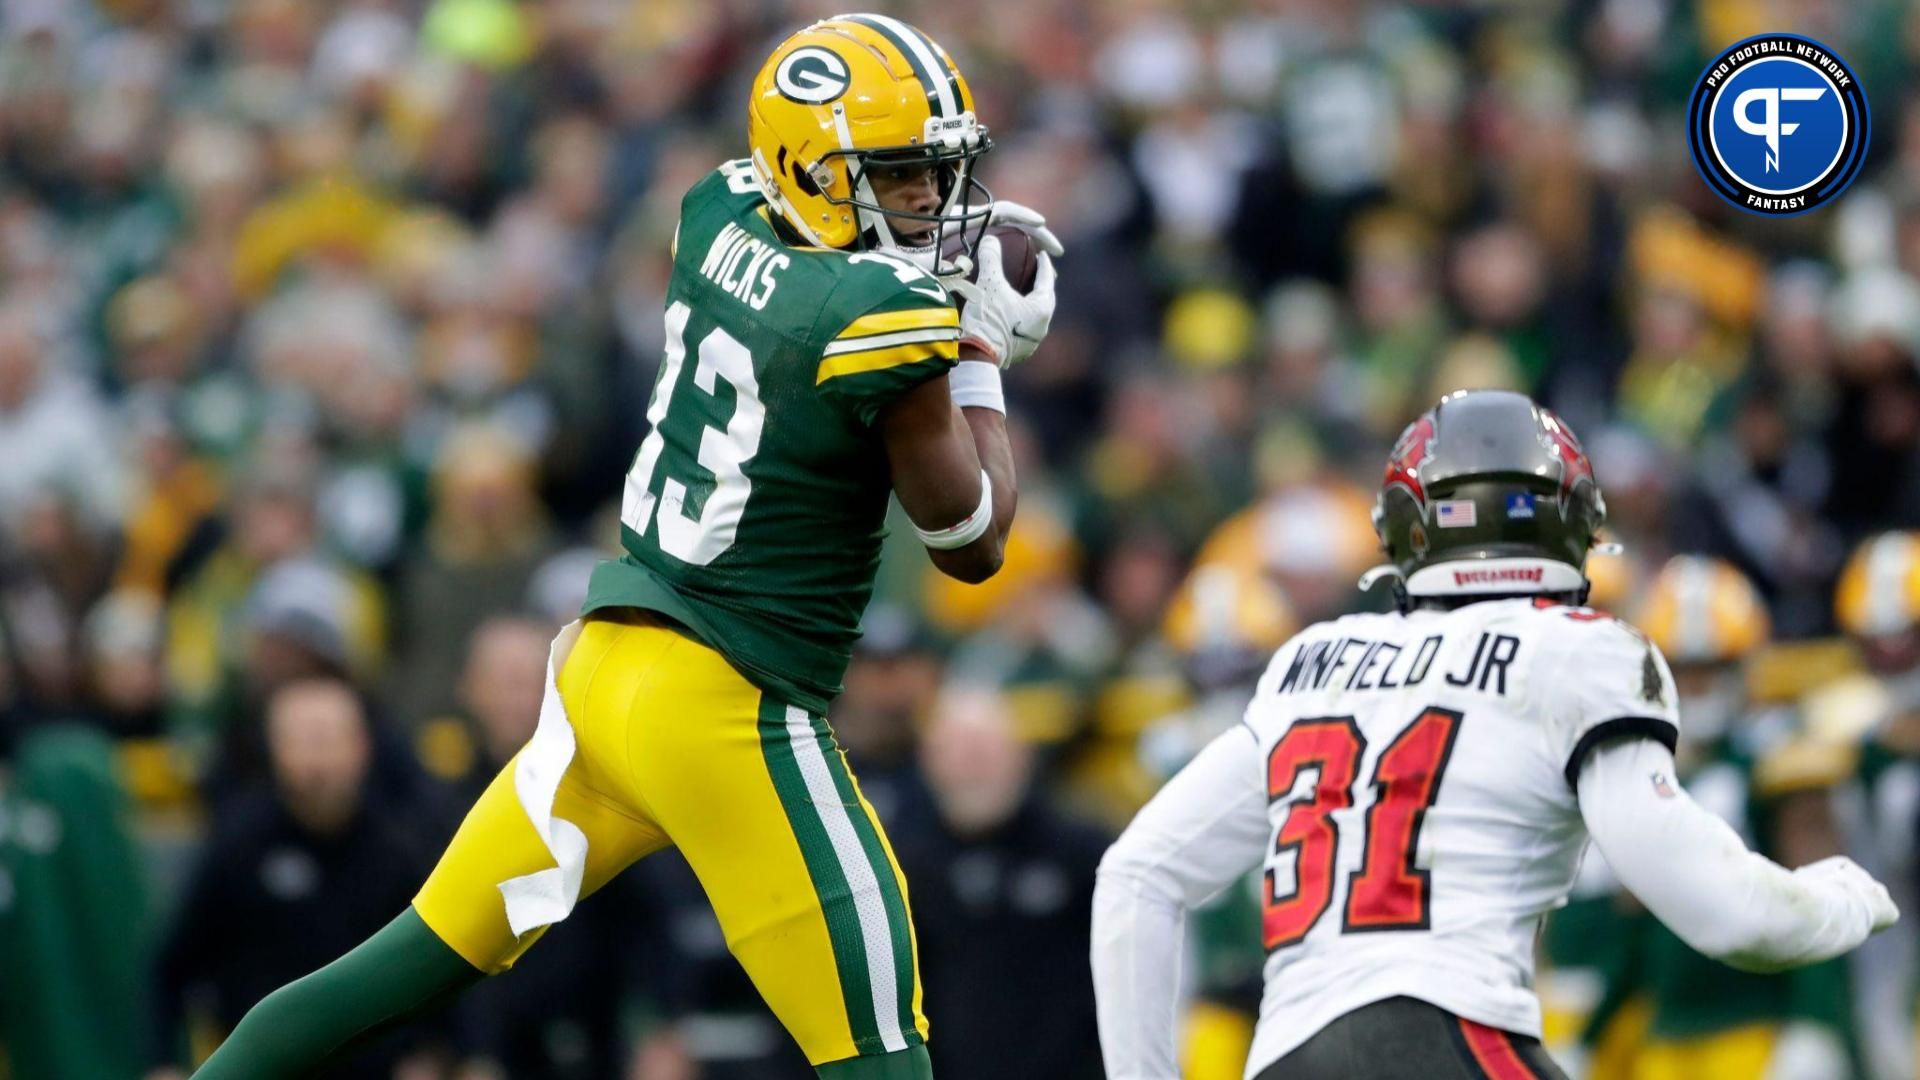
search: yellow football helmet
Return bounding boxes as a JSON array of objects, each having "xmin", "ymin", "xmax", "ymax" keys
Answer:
[
  {"xmin": 1836, "ymin": 531, "xmax": 1920, "ymax": 639},
  {"xmin": 1636, "ymin": 555, "xmax": 1770, "ymax": 665},
  {"xmin": 1164, "ymin": 562, "xmax": 1298, "ymax": 669},
  {"xmin": 747, "ymin": 14, "xmax": 991, "ymax": 255},
  {"xmin": 1580, "ymin": 546, "xmax": 1640, "ymax": 614}
]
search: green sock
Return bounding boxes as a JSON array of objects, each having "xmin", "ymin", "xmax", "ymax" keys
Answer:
[
  {"xmin": 815, "ymin": 1043, "xmax": 934, "ymax": 1080},
  {"xmin": 191, "ymin": 906, "xmax": 481, "ymax": 1079}
]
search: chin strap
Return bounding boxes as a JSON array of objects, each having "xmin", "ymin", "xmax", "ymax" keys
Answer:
[
  {"xmin": 934, "ymin": 250, "xmax": 973, "ymax": 279},
  {"xmin": 1356, "ymin": 564, "xmax": 1410, "ymax": 613},
  {"xmin": 1357, "ymin": 564, "xmax": 1402, "ymax": 592},
  {"xmin": 890, "ymin": 236, "xmax": 971, "ymax": 278}
]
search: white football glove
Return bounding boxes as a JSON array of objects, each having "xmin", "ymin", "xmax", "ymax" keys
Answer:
[
  {"xmin": 928, "ymin": 200, "xmax": 1063, "ymax": 278},
  {"xmin": 982, "ymin": 199, "xmax": 1064, "ymax": 257},
  {"xmin": 1796, "ymin": 855, "xmax": 1900, "ymax": 935},
  {"xmin": 946, "ymin": 234, "xmax": 1056, "ymax": 368}
]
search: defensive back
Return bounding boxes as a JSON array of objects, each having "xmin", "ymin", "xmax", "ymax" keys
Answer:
[{"xmin": 1239, "ymin": 598, "xmax": 1679, "ymax": 1039}]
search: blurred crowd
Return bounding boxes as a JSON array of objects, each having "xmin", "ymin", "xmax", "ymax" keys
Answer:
[{"xmin": 5, "ymin": 0, "xmax": 1920, "ymax": 1077}]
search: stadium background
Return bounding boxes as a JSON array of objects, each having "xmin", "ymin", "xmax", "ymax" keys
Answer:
[{"xmin": 3, "ymin": 0, "xmax": 1920, "ymax": 1077}]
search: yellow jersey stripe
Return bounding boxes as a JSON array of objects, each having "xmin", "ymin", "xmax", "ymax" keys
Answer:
[
  {"xmin": 817, "ymin": 338, "xmax": 960, "ymax": 383},
  {"xmin": 836, "ymin": 307, "xmax": 959, "ymax": 342}
]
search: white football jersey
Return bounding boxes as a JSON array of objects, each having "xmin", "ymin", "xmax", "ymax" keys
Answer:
[{"xmin": 1234, "ymin": 597, "xmax": 1678, "ymax": 1071}]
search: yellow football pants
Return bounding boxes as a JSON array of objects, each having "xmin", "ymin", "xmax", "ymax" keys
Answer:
[
  {"xmin": 414, "ymin": 612, "xmax": 928, "ymax": 1064},
  {"xmin": 1630, "ymin": 1024, "xmax": 1777, "ymax": 1080}
]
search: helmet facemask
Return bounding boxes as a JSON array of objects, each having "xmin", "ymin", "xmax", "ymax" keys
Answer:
[{"xmin": 825, "ymin": 111, "xmax": 994, "ymax": 272}]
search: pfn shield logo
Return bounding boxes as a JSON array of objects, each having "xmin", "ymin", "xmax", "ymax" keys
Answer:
[
  {"xmin": 1688, "ymin": 34, "xmax": 1868, "ymax": 216},
  {"xmin": 775, "ymin": 46, "xmax": 851, "ymax": 105}
]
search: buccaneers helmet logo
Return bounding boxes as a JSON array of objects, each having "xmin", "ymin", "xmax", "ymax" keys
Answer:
[
  {"xmin": 1383, "ymin": 414, "xmax": 1437, "ymax": 515},
  {"xmin": 1538, "ymin": 408, "xmax": 1595, "ymax": 511}
]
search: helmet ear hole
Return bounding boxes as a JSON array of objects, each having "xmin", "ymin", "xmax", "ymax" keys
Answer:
[{"xmin": 790, "ymin": 158, "xmax": 822, "ymax": 198}]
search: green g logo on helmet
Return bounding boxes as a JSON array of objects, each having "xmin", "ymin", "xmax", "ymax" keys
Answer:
[{"xmin": 775, "ymin": 46, "xmax": 851, "ymax": 104}]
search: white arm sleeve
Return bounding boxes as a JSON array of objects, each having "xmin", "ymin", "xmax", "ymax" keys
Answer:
[
  {"xmin": 1092, "ymin": 725, "xmax": 1270, "ymax": 1080},
  {"xmin": 1578, "ymin": 735, "xmax": 1897, "ymax": 973}
]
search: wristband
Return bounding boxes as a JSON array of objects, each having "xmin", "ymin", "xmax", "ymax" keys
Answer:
[
  {"xmin": 947, "ymin": 361, "xmax": 1005, "ymax": 414},
  {"xmin": 913, "ymin": 470, "xmax": 994, "ymax": 550}
]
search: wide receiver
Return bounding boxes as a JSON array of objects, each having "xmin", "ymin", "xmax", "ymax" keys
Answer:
[
  {"xmin": 191, "ymin": 15, "xmax": 1056, "ymax": 1080},
  {"xmin": 1091, "ymin": 390, "xmax": 1897, "ymax": 1080}
]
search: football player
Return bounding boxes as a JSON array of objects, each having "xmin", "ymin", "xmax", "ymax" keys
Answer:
[
  {"xmin": 1577, "ymin": 557, "xmax": 1858, "ymax": 1078},
  {"xmin": 191, "ymin": 16, "xmax": 1057, "ymax": 1080},
  {"xmin": 1828, "ymin": 530, "xmax": 1920, "ymax": 1079},
  {"xmin": 1091, "ymin": 390, "xmax": 1896, "ymax": 1080}
]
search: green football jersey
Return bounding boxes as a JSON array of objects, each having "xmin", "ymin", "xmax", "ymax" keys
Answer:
[{"xmin": 583, "ymin": 160, "xmax": 961, "ymax": 713}]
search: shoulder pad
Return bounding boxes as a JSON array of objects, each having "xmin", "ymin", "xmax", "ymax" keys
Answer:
[{"xmin": 836, "ymin": 250, "xmax": 951, "ymax": 307}]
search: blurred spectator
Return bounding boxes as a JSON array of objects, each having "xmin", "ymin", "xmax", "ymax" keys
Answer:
[
  {"xmin": 166, "ymin": 463, "xmax": 326, "ymax": 741},
  {"xmin": 1668, "ymin": 377, "xmax": 1847, "ymax": 636},
  {"xmin": 0, "ymin": 488, "xmax": 119, "ymax": 717},
  {"xmin": 1256, "ymin": 279, "xmax": 1368, "ymax": 444},
  {"xmin": 177, "ymin": 544, "xmax": 388, "ymax": 801},
  {"xmin": 149, "ymin": 676, "xmax": 444, "ymax": 1079},
  {"xmin": 1448, "ymin": 221, "xmax": 1551, "ymax": 384},
  {"xmin": 834, "ymin": 604, "xmax": 945, "ymax": 825},
  {"xmin": 417, "ymin": 612, "xmax": 552, "ymax": 796},
  {"xmin": 83, "ymin": 587, "xmax": 169, "ymax": 739},
  {"xmin": 525, "ymin": 543, "xmax": 602, "ymax": 624},
  {"xmin": 1150, "ymin": 558, "xmax": 1297, "ymax": 775},
  {"xmin": 935, "ymin": 502, "xmax": 1115, "ymax": 746},
  {"xmin": 1344, "ymin": 210, "xmax": 1451, "ymax": 434},
  {"xmin": 387, "ymin": 425, "xmax": 558, "ymax": 727},
  {"xmin": 112, "ymin": 392, "xmax": 228, "ymax": 597},
  {"xmin": 894, "ymin": 687, "xmax": 1108, "ymax": 1080},
  {"xmin": 1821, "ymin": 267, "xmax": 1920, "ymax": 544},
  {"xmin": 0, "ymin": 725, "xmax": 152, "ymax": 1080},
  {"xmin": 0, "ymin": 299, "xmax": 124, "ymax": 526}
]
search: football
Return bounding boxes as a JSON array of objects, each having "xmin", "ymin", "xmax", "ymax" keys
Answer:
[{"xmin": 941, "ymin": 223, "xmax": 1040, "ymax": 298}]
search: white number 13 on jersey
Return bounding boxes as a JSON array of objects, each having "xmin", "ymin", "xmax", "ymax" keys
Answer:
[{"xmin": 622, "ymin": 301, "xmax": 764, "ymax": 565}]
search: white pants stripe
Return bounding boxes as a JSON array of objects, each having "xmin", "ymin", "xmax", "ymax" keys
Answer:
[{"xmin": 784, "ymin": 704, "xmax": 908, "ymax": 1052}]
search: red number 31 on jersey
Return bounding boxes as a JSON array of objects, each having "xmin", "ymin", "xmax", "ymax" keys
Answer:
[{"xmin": 1262, "ymin": 707, "xmax": 1464, "ymax": 950}]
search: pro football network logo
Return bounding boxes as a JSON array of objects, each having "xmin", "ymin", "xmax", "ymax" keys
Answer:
[{"xmin": 1688, "ymin": 34, "xmax": 1869, "ymax": 216}]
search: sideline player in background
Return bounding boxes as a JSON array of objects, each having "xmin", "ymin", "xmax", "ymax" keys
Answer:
[
  {"xmin": 191, "ymin": 15, "xmax": 1058, "ymax": 1080},
  {"xmin": 1572, "ymin": 557, "xmax": 1861, "ymax": 1078},
  {"xmin": 1091, "ymin": 390, "xmax": 1897, "ymax": 1080}
]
